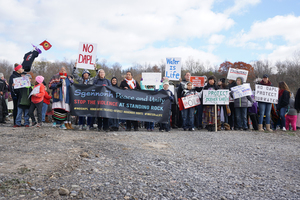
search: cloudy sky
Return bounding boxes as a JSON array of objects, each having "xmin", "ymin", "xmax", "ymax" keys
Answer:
[{"xmin": 0, "ymin": 0, "xmax": 300, "ymax": 69}]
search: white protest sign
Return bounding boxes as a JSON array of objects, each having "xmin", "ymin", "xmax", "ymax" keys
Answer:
[
  {"xmin": 169, "ymin": 85, "xmax": 175, "ymax": 96},
  {"xmin": 182, "ymin": 95, "xmax": 200, "ymax": 109},
  {"xmin": 142, "ymin": 73, "xmax": 161, "ymax": 86},
  {"xmin": 77, "ymin": 42, "xmax": 97, "ymax": 70},
  {"xmin": 203, "ymin": 90, "xmax": 229, "ymax": 105},
  {"xmin": 165, "ymin": 57, "xmax": 181, "ymax": 81},
  {"xmin": 28, "ymin": 85, "xmax": 40, "ymax": 98},
  {"xmin": 13, "ymin": 76, "xmax": 31, "ymax": 89},
  {"xmin": 227, "ymin": 68, "xmax": 248, "ymax": 82},
  {"xmin": 255, "ymin": 85, "xmax": 279, "ymax": 104},
  {"xmin": 230, "ymin": 83, "xmax": 252, "ymax": 99}
]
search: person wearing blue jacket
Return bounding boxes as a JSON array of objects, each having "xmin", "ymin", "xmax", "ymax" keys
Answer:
[{"xmin": 93, "ymin": 69, "xmax": 111, "ymax": 132}]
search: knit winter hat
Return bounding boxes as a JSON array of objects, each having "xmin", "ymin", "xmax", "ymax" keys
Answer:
[
  {"xmin": 163, "ymin": 80, "xmax": 169, "ymax": 85},
  {"xmin": 14, "ymin": 64, "xmax": 22, "ymax": 71},
  {"xmin": 36, "ymin": 76, "xmax": 44, "ymax": 84}
]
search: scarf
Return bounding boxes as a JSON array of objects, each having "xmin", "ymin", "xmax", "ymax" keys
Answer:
[
  {"xmin": 59, "ymin": 73, "xmax": 67, "ymax": 79},
  {"xmin": 125, "ymin": 78, "xmax": 136, "ymax": 89},
  {"xmin": 260, "ymin": 80, "xmax": 272, "ymax": 86},
  {"xmin": 278, "ymin": 89, "xmax": 284, "ymax": 98}
]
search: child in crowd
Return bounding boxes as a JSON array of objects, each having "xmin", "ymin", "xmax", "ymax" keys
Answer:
[
  {"xmin": 14, "ymin": 74, "xmax": 33, "ymax": 127},
  {"xmin": 42, "ymin": 81, "xmax": 52, "ymax": 123},
  {"xmin": 181, "ymin": 82, "xmax": 201, "ymax": 131},
  {"xmin": 29, "ymin": 76, "xmax": 45, "ymax": 127},
  {"xmin": 159, "ymin": 80, "xmax": 174, "ymax": 132},
  {"xmin": 285, "ymin": 96, "xmax": 297, "ymax": 131}
]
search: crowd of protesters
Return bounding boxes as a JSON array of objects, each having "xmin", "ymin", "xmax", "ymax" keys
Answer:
[{"xmin": 1, "ymin": 63, "xmax": 300, "ymax": 133}]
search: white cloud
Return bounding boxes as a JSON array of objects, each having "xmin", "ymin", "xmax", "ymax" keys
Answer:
[
  {"xmin": 224, "ymin": 0, "xmax": 261, "ymax": 15},
  {"xmin": 208, "ymin": 34, "xmax": 225, "ymax": 44},
  {"xmin": 0, "ymin": 0, "xmax": 234, "ymax": 66}
]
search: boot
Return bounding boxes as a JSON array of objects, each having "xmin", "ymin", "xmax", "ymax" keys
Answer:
[
  {"xmin": 68, "ymin": 123, "xmax": 74, "ymax": 130},
  {"xmin": 266, "ymin": 124, "xmax": 273, "ymax": 132},
  {"xmin": 65, "ymin": 123, "xmax": 71, "ymax": 129},
  {"xmin": 258, "ymin": 124, "xmax": 264, "ymax": 132},
  {"xmin": 45, "ymin": 116, "xmax": 50, "ymax": 123}
]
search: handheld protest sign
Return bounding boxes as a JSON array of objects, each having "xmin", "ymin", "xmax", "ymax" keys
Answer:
[
  {"xmin": 181, "ymin": 94, "xmax": 200, "ymax": 109},
  {"xmin": 142, "ymin": 72, "xmax": 161, "ymax": 86},
  {"xmin": 231, "ymin": 83, "xmax": 252, "ymax": 99},
  {"xmin": 255, "ymin": 85, "xmax": 279, "ymax": 104},
  {"xmin": 165, "ymin": 57, "xmax": 181, "ymax": 81},
  {"xmin": 77, "ymin": 42, "xmax": 97, "ymax": 70},
  {"xmin": 190, "ymin": 76, "xmax": 205, "ymax": 87},
  {"xmin": 203, "ymin": 90, "xmax": 229, "ymax": 105},
  {"xmin": 13, "ymin": 76, "xmax": 31, "ymax": 89},
  {"xmin": 227, "ymin": 68, "xmax": 248, "ymax": 82}
]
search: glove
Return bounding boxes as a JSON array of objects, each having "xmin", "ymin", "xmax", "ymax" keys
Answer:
[{"xmin": 56, "ymin": 82, "xmax": 62, "ymax": 88}]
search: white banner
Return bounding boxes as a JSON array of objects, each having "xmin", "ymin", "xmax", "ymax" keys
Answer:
[
  {"xmin": 13, "ymin": 76, "xmax": 31, "ymax": 89},
  {"xmin": 165, "ymin": 57, "xmax": 181, "ymax": 81},
  {"xmin": 203, "ymin": 90, "xmax": 230, "ymax": 105},
  {"xmin": 227, "ymin": 68, "xmax": 248, "ymax": 82},
  {"xmin": 77, "ymin": 42, "xmax": 97, "ymax": 70},
  {"xmin": 230, "ymin": 83, "xmax": 252, "ymax": 99},
  {"xmin": 142, "ymin": 73, "xmax": 161, "ymax": 85},
  {"xmin": 255, "ymin": 85, "xmax": 279, "ymax": 104},
  {"xmin": 182, "ymin": 94, "xmax": 200, "ymax": 109}
]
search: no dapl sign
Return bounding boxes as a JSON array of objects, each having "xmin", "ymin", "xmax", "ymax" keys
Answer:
[{"xmin": 77, "ymin": 42, "xmax": 97, "ymax": 70}]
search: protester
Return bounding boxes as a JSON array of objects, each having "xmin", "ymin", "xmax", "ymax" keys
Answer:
[
  {"xmin": 295, "ymin": 87, "xmax": 300, "ymax": 129},
  {"xmin": 231, "ymin": 77, "xmax": 254, "ymax": 131},
  {"xmin": 218, "ymin": 78, "xmax": 229, "ymax": 128},
  {"xmin": 120, "ymin": 71, "xmax": 141, "ymax": 131},
  {"xmin": 9, "ymin": 64, "xmax": 24, "ymax": 125},
  {"xmin": 0, "ymin": 73, "xmax": 9, "ymax": 106},
  {"xmin": 196, "ymin": 75, "xmax": 207, "ymax": 130},
  {"xmin": 248, "ymin": 94, "xmax": 259, "ymax": 131},
  {"xmin": 73, "ymin": 62, "xmax": 98, "ymax": 130},
  {"xmin": 202, "ymin": 76, "xmax": 219, "ymax": 131},
  {"xmin": 93, "ymin": 69, "xmax": 111, "ymax": 132},
  {"xmin": 277, "ymin": 81, "xmax": 291, "ymax": 131},
  {"xmin": 28, "ymin": 76, "xmax": 45, "ymax": 127},
  {"xmin": 49, "ymin": 67, "xmax": 74, "ymax": 129},
  {"xmin": 159, "ymin": 80, "xmax": 174, "ymax": 132},
  {"xmin": 286, "ymin": 95, "xmax": 297, "ymax": 131},
  {"xmin": 42, "ymin": 81, "xmax": 52, "ymax": 123},
  {"xmin": 109, "ymin": 77, "xmax": 120, "ymax": 131},
  {"xmin": 14, "ymin": 74, "xmax": 33, "ymax": 127},
  {"xmin": 140, "ymin": 79, "xmax": 155, "ymax": 131},
  {"xmin": 228, "ymin": 79, "xmax": 237, "ymax": 130},
  {"xmin": 0, "ymin": 74, "xmax": 8, "ymax": 123},
  {"xmin": 181, "ymin": 82, "xmax": 201, "ymax": 131},
  {"xmin": 258, "ymin": 74, "xmax": 273, "ymax": 132}
]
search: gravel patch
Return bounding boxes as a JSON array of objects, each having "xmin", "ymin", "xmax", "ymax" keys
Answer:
[{"xmin": 0, "ymin": 122, "xmax": 299, "ymax": 199}]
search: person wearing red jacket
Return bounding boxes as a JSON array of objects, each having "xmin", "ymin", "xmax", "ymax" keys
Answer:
[
  {"xmin": 42, "ymin": 81, "xmax": 52, "ymax": 123},
  {"xmin": 29, "ymin": 76, "xmax": 45, "ymax": 127}
]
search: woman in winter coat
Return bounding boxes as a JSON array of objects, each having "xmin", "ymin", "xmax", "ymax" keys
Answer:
[
  {"xmin": 277, "ymin": 81, "xmax": 291, "ymax": 131},
  {"xmin": 109, "ymin": 77, "xmax": 120, "ymax": 131},
  {"xmin": 258, "ymin": 74, "xmax": 273, "ymax": 132},
  {"xmin": 231, "ymin": 77, "xmax": 254, "ymax": 131}
]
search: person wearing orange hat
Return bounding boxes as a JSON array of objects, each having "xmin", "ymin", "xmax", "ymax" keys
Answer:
[{"xmin": 9, "ymin": 64, "xmax": 24, "ymax": 125}]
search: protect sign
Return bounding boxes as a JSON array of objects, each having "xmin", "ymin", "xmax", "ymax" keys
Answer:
[
  {"xmin": 227, "ymin": 68, "xmax": 248, "ymax": 82},
  {"xmin": 77, "ymin": 42, "xmax": 97, "ymax": 70},
  {"xmin": 182, "ymin": 95, "xmax": 200, "ymax": 109},
  {"xmin": 255, "ymin": 85, "xmax": 279, "ymax": 104},
  {"xmin": 165, "ymin": 57, "xmax": 181, "ymax": 81},
  {"xmin": 190, "ymin": 76, "xmax": 205, "ymax": 87},
  {"xmin": 203, "ymin": 90, "xmax": 229, "ymax": 105}
]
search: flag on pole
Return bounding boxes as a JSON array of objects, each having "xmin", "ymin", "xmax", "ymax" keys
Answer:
[{"xmin": 39, "ymin": 40, "xmax": 52, "ymax": 51}]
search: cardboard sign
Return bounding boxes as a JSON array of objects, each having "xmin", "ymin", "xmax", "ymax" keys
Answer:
[
  {"xmin": 13, "ymin": 76, "xmax": 31, "ymax": 89},
  {"xmin": 230, "ymin": 83, "xmax": 252, "ymax": 99},
  {"xmin": 182, "ymin": 94, "xmax": 200, "ymax": 109},
  {"xmin": 255, "ymin": 85, "xmax": 279, "ymax": 104},
  {"xmin": 203, "ymin": 90, "xmax": 229, "ymax": 105},
  {"xmin": 77, "ymin": 42, "xmax": 97, "ymax": 70},
  {"xmin": 190, "ymin": 76, "xmax": 205, "ymax": 87},
  {"xmin": 227, "ymin": 68, "xmax": 248, "ymax": 82},
  {"xmin": 165, "ymin": 57, "xmax": 181, "ymax": 81},
  {"xmin": 28, "ymin": 85, "xmax": 40, "ymax": 98},
  {"xmin": 142, "ymin": 73, "xmax": 161, "ymax": 86}
]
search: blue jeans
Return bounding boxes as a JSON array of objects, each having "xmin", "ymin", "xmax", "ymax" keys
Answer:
[
  {"xmin": 258, "ymin": 102, "xmax": 272, "ymax": 124},
  {"xmin": 235, "ymin": 107, "xmax": 248, "ymax": 129},
  {"xmin": 197, "ymin": 104, "xmax": 203, "ymax": 127},
  {"xmin": 16, "ymin": 107, "xmax": 30, "ymax": 126},
  {"xmin": 279, "ymin": 107, "xmax": 287, "ymax": 128},
  {"xmin": 145, "ymin": 122, "xmax": 154, "ymax": 130},
  {"xmin": 42, "ymin": 103, "xmax": 48, "ymax": 122},
  {"xmin": 182, "ymin": 107, "xmax": 195, "ymax": 129},
  {"xmin": 109, "ymin": 118, "xmax": 119, "ymax": 128},
  {"xmin": 78, "ymin": 116, "xmax": 93, "ymax": 126},
  {"xmin": 160, "ymin": 110, "xmax": 171, "ymax": 131}
]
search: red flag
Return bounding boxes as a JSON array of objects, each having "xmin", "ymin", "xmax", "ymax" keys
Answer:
[{"xmin": 39, "ymin": 40, "xmax": 52, "ymax": 50}]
